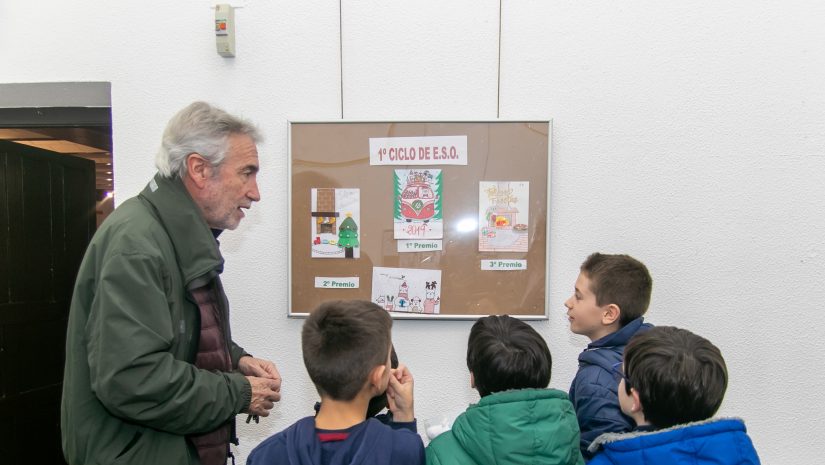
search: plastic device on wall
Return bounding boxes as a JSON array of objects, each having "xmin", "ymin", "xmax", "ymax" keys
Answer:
[{"xmin": 215, "ymin": 4, "xmax": 235, "ymax": 57}]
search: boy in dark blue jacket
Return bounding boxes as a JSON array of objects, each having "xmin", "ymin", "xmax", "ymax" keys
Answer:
[
  {"xmin": 588, "ymin": 326, "xmax": 760, "ymax": 464},
  {"xmin": 564, "ymin": 253, "xmax": 653, "ymax": 459},
  {"xmin": 248, "ymin": 301, "xmax": 424, "ymax": 465}
]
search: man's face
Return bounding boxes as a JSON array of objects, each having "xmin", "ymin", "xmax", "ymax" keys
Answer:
[
  {"xmin": 564, "ymin": 272, "xmax": 609, "ymax": 341},
  {"xmin": 200, "ymin": 133, "xmax": 260, "ymax": 230}
]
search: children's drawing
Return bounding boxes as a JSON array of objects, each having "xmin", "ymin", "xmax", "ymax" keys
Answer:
[
  {"xmin": 478, "ymin": 181, "xmax": 529, "ymax": 252},
  {"xmin": 423, "ymin": 281, "xmax": 441, "ymax": 314},
  {"xmin": 372, "ymin": 267, "xmax": 442, "ymax": 315},
  {"xmin": 311, "ymin": 188, "xmax": 360, "ymax": 258},
  {"xmin": 409, "ymin": 296, "xmax": 422, "ymax": 313},
  {"xmin": 393, "ymin": 169, "xmax": 443, "ymax": 239}
]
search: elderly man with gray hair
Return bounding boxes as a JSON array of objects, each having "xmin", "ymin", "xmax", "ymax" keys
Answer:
[{"xmin": 61, "ymin": 102, "xmax": 281, "ymax": 465}]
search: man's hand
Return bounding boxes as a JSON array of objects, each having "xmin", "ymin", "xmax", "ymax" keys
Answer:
[
  {"xmin": 387, "ymin": 364, "xmax": 415, "ymax": 423},
  {"xmin": 245, "ymin": 376, "xmax": 281, "ymax": 417},
  {"xmin": 239, "ymin": 356, "xmax": 281, "ymax": 385}
]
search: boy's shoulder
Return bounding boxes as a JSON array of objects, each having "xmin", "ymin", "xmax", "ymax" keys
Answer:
[
  {"xmin": 595, "ymin": 318, "xmax": 652, "ymax": 349},
  {"xmin": 349, "ymin": 419, "xmax": 424, "ymax": 465},
  {"xmin": 588, "ymin": 418, "xmax": 759, "ymax": 465},
  {"xmin": 373, "ymin": 418, "xmax": 425, "ymax": 461},
  {"xmin": 248, "ymin": 417, "xmax": 424, "ymax": 465},
  {"xmin": 427, "ymin": 391, "xmax": 583, "ymax": 465},
  {"xmin": 247, "ymin": 416, "xmax": 314, "ymax": 464},
  {"xmin": 425, "ymin": 426, "xmax": 464, "ymax": 463},
  {"xmin": 571, "ymin": 321, "xmax": 655, "ymax": 403}
]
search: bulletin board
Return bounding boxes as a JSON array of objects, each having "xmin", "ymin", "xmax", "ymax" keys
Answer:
[{"xmin": 288, "ymin": 121, "xmax": 551, "ymax": 319}]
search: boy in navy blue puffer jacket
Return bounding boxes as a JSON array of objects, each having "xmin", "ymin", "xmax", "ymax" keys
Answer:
[
  {"xmin": 248, "ymin": 301, "xmax": 424, "ymax": 465},
  {"xmin": 588, "ymin": 326, "xmax": 760, "ymax": 464},
  {"xmin": 564, "ymin": 253, "xmax": 653, "ymax": 459}
]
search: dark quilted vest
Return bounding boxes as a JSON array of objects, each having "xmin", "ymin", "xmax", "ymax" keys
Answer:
[{"xmin": 188, "ymin": 281, "xmax": 233, "ymax": 465}]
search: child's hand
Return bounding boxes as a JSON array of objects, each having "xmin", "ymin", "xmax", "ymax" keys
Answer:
[{"xmin": 387, "ymin": 364, "xmax": 415, "ymax": 422}]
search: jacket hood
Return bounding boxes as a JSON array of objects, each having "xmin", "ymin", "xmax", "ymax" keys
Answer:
[
  {"xmin": 587, "ymin": 417, "xmax": 760, "ymax": 465},
  {"xmin": 448, "ymin": 389, "xmax": 582, "ymax": 465},
  {"xmin": 138, "ymin": 173, "xmax": 224, "ymax": 288},
  {"xmin": 579, "ymin": 318, "xmax": 651, "ymax": 372},
  {"xmin": 282, "ymin": 417, "xmax": 393, "ymax": 465}
]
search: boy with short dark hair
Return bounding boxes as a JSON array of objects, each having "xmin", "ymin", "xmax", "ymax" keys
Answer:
[
  {"xmin": 564, "ymin": 252, "xmax": 653, "ymax": 458},
  {"xmin": 247, "ymin": 300, "xmax": 424, "ymax": 465},
  {"xmin": 313, "ymin": 346, "xmax": 405, "ymax": 424},
  {"xmin": 588, "ymin": 326, "xmax": 761, "ymax": 464},
  {"xmin": 426, "ymin": 315, "xmax": 583, "ymax": 465}
]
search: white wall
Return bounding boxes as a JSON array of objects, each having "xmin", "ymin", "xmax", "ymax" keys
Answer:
[{"xmin": 3, "ymin": 1, "xmax": 823, "ymax": 463}]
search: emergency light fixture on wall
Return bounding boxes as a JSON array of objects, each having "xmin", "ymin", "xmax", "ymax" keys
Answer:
[{"xmin": 215, "ymin": 4, "xmax": 235, "ymax": 57}]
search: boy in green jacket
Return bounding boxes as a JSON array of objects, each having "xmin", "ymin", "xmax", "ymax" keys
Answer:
[{"xmin": 426, "ymin": 315, "xmax": 584, "ymax": 465}]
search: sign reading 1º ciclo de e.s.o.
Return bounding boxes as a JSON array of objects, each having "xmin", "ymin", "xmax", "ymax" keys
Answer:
[{"xmin": 370, "ymin": 135, "xmax": 468, "ymax": 166}]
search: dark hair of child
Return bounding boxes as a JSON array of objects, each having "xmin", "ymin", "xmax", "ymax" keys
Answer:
[
  {"xmin": 623, "ymin": 326, "xmax": 728, "ymax": 428},
  {"xmin": 580, "ymin": 252, "xmax": 653, "ymax": 326},
  {"xmin": 302, "ymin": 300, "xmax": 392, "ymax": 400},
  {"xmin": 466, "ymin": 315, "xmax": 551, "ymax": 397}
]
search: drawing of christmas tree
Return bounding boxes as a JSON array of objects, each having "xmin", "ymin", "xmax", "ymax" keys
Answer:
[{"xmin": 338, "ymin": 213, "xmax": 359, "ymax": 259}]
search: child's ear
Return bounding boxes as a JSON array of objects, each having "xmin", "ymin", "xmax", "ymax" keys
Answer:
[
  {"xmin": 630, "ymin": 388, "xmax": 643, "ymax": 414},
  {"xmin": 602, "ymin": 303, "xmax": 621, "ymax": 325},
  {"xmin": 470, "ymin": 372, "xmax": 476, "ymax": 389},
  {"xmin": 368, "ymin": 364, "xmax": 388, "ymax": 392}
]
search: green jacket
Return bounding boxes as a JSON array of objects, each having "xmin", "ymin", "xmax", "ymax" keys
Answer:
[
  {"xmin": 61, "ymin": 174, "xmax": 252, "ymax": 465},
  {"xmin": 426, "ymin": 389, "xmax": 584, "ymax": 465}
]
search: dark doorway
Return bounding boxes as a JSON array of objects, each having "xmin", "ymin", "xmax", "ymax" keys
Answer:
[{"xmin": 0, "ymin": 141, "xmax": 97, "ymax": 462}]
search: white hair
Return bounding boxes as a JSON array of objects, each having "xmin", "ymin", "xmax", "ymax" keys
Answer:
[{"xmin": 155, "ymin": 101, "xmax": 262, "ymax": 179}]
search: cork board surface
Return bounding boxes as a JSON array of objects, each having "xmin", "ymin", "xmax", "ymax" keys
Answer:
[{"xmin": 289, "ymin": 121, "xmax": 550, "ymax": 319}]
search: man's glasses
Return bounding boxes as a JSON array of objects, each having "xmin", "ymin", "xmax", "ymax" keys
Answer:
[{"xmin": 612, "ymin": 361, "xmax": 631, "ymax": 386}]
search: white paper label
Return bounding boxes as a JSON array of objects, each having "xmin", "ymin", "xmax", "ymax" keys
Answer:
[
  {"xmin": 481, "ymin": 259, "xmax": 527, "ymax": 271},
  {"xmin": 314, "ymin": 277, "xmax": 360, "ymax": 289},
  {"xmin": 370, "ymin": 135, "xmax": 468, "ymax": 165},
  {"xmin": 397, "ymin": 240, "xmax": 443, "ymax": 253}
]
